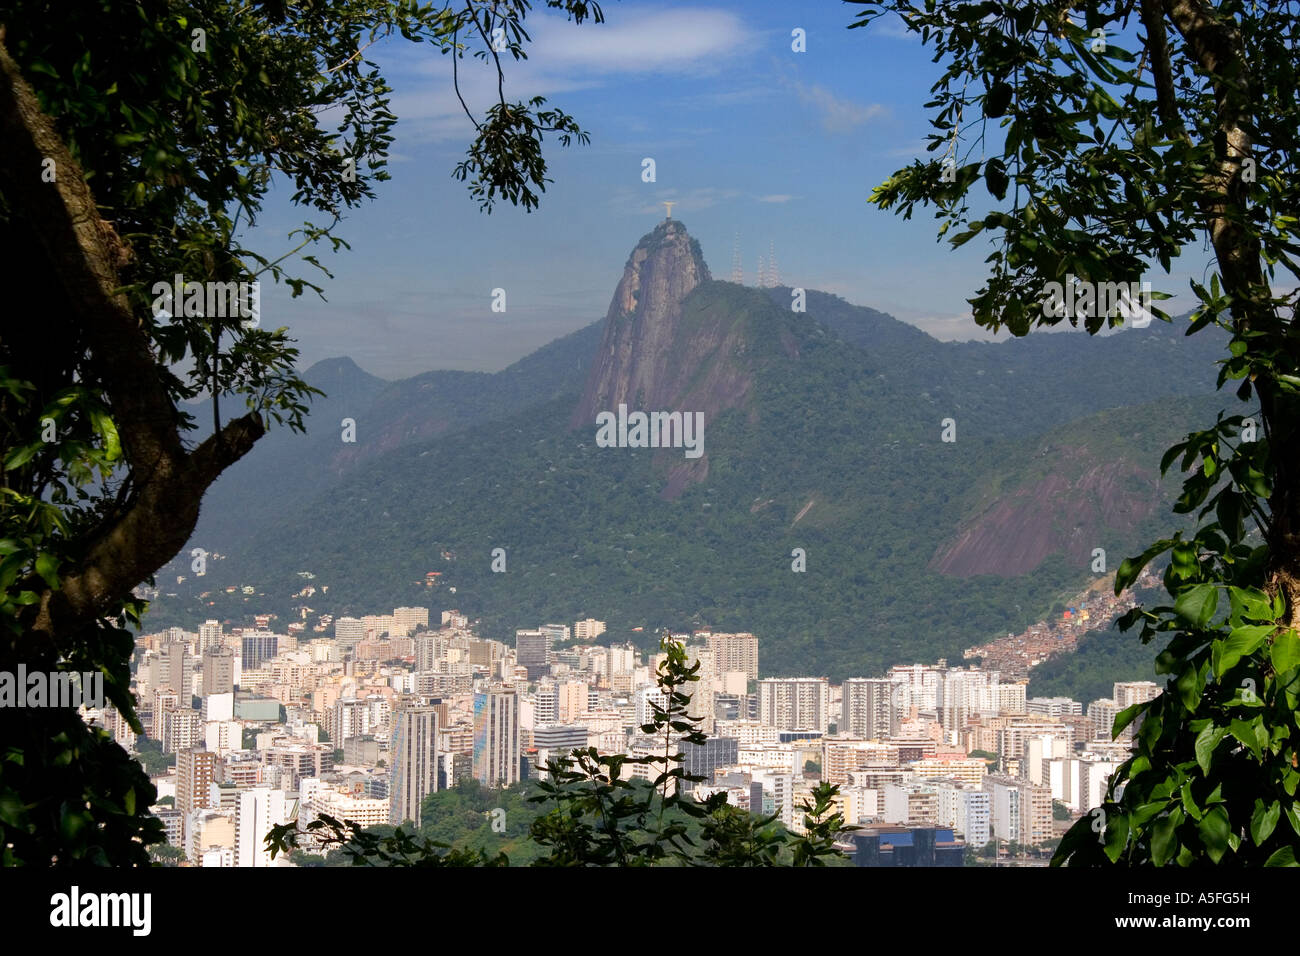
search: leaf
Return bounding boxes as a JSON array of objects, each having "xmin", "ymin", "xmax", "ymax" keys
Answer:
[
  {"xmin": 2, "ymin": 441, "xmax": 41, "ymax": 471},
  {"xmin": 984, "ymin": 81, "xmax": 1013, "ymax": 117},
  {"xmin": 1265, "ymin": 846, "xmax": 1299, "ymax": 866},
  {"xmin": 88, "ymin": 407, "xmax": 122, "ymax": 461},
  {"xmin": 1198, "ymin": 805, "xmax": 1230, "ymax": 863},
  {"xmin": 1174, "ymin": 583, "xmax": 1218, "ymax": 627},
  {"xmin": 1194, "ymin": 723, "xmax": 1226, "ymax": 774},
  {"xmin": 1150, "ymin": 814, "xmax": 1178, "ymax": 866},
  {"xmin": 1112, "ymin": 701, "xmax": 1145, "ymax": 738},
  {"xmin": 1227, "ymin": 586, "xmax": 1274, "ymax": 624},
  {"xmin": 1212, "ymin": 625, "xmax": 1272, "ymax": 675},
  {"xmin": 1229, "ymin": 718, "xmax": 1266, "ymax": 760},
  {"xmin": 34, "ymin": 552, "xmax": 60, "ymax": 590},
  {"xmin": 1272, "ymin": 629, "xmax": 1300, "ymax": 675},
  {"xmin": 984, "ymin": 158, "xmax": 1009, "ymax": 199},
  {"xmin": 1250, "ymin": 799, "xmax": 1280, "ymax": 844},
  {"xmin": 1102, "ymin": 811, "xmax": 1129, "ymax": 863},
  {"xmin": 1176, "ymin": 663, "xmax": 1204, "ymax": 710}
]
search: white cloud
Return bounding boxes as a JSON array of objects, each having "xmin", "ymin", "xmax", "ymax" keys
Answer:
[
  {"xmin": 382, "ymin": 6, "xmax": 754, "ymax": 143},
  {"xmin": 527, "ymin": 7, "xmax": 755, "ymax": 74},
  {"xmin": 757, "ymin": 194, "xmax": 796, "ymax": 203},
  {"xmin": 791, "ymin": 80, "xmax": 886, "ymax": 133}
]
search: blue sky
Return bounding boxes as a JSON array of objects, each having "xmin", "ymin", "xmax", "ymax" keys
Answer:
[{"xmin": 247, "ymin": 0, "xmax": 1207, "ymax": 379}]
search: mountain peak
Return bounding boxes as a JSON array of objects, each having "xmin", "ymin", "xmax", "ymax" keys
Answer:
[
  {"xmin": 612, "ymin": 218, "xmax": 710, "ymax": 317},
  {"xmin": 569, "ymin": 220, "xmax": 712, "ymax": 432}
]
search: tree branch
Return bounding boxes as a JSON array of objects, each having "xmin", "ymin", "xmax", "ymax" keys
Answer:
[{"xmin": 0, "ymin": 33, "xmax": 265, "ymax": 641}]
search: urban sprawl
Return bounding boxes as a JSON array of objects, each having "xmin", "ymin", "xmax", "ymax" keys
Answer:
[{"xmin": 89, "ymin": 569, "xmax": 1161, "ymax": 867}]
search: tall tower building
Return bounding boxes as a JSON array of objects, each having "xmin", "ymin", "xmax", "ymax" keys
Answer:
[
  {"xmin": 730, "ymin": 231, "xmax": 744, "ymax": 284},
  {"xmin": 515, "ymin": 629, "xmax": 551, "ymax": 679},
  {"xmin": 198, "ymin": 619, "xmax": 223, "ymax": 653},
  {"xmin": 473, "ymin": 688, "xmax": 520, "ymax": 788},
  {"xmin": 389, "ymin": 706, "xmax": 440, "ymax": 827},
  {"xmin": 705, "ymin": 632, "xmax": 758, "ymax": 681},
  {"xmin": 175, "ymin": 748, "xmax": 218, "ymax": 842},
  {"xmin": 202, "ymin": 646, "xmax": 236, "ymax": 696},
  {"xmin": 163, "ymin": 641, "xmax": 189, "ymax": 696},
  {"xmin": 842, "ymin": 678, "xmax": 898, "ymax": 739},
  {"xmin": 334, "ymin": 617, "xmax": 366, "ymax": 658},
  {"xmin": 152, "ymin": 688, "xmax": 179, "ymax": 740},
  {"xmin": 392, "ymin": 606, "xmax": 429, "ymax": 637},
  {"xmin": 1113, "ymin": 681, "xmax": 1159, "ymax": 710},
  {"xmin": 240, "ymin": 632, "xmax": 279, "ymax": 671},
  {"xmin": 767, "ymin": 239, "xmax": 779, "ymax": 287},
  {"xmin": 757, "ymin": 678, "xmax": 830, "ymax": 733},
  {"xmin": 236, "ymin": 788, "xmax": 290, "ymax": 867}
]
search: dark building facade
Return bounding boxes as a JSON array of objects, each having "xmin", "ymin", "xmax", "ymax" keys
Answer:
[
  {"xmin": 848, "ymin": 825, "xmax": 965, "ymax": 867},
  {"xmin": 679, "ymin": 737, "xmax": 739, "ymax": 791}
]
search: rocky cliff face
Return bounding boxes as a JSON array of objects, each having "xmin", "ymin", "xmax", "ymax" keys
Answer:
[
  {"xmin": 570, "ymin": 219, "xmax": 713, "ymax": 427},
  {"xmin": 929, "ymin": 447, "xmax": 1165, "ymax": 576},
  {"xmin": 569, "ymin": 220, "xmax": 803, "ymax": 497}
]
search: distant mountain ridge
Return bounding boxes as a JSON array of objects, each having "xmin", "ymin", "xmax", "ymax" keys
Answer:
[{"xmin": 158, "ymin": 220, "xmax": 1240, "ymax": 678}]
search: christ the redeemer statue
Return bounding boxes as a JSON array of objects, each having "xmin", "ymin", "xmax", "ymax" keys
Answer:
[{"xmin": 662, "ymin": 201, "xmax": 676, "ymax": 219}]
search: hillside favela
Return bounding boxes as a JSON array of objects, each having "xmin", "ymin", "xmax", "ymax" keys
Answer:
[{"xmin": 1, "ymin": 0, "xmax": 1293, "ymax": 934}]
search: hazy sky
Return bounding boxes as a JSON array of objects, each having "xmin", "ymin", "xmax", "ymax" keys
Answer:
[{"xmin": 246, "ymin": 1, "xmax": 1208, "ymax": 380}]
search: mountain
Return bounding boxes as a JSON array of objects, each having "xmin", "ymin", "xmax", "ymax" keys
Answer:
[
  {"xmin": 152, "ymin": 220, "xmax": 1242, "ymax": 678},
  {"xmin": 187, "ymin": 322, "xmax": 604, "ymax": 552}
]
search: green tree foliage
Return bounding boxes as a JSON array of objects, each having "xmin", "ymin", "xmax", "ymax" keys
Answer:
[
  {"xmin": 148, "ymin": 844, "xmax": 186, "ymax": 866},
  {"xmin": 133, "ymin": 735, "xmax": 176, "ymax": 777},
  {"xmin": 1028, "ymin": 620, "xmax": 1167, "ymax": 703},
  {"xmin": 0, "ymin": 0, "xmax": 602, "ymax": 865},
  {"xmin": 413, "ymin": 779, "xmax": 543, "ymax": 863},
  {"xmin": 852, "ymin": 1, "xmax": 1300, "ymax": 866}
]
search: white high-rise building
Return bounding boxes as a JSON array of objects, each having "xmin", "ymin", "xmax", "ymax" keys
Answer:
[
  {"xmin": 198, "ymin": 619, "xmax": 223, "ymax": 653},
  {"xmin": 634, "ymin": 686, "xmax": 667, "ymax": 727},
  {"xmin": 534, "ymin": 682, "xmax": 558, "ymax": 725},
  {"xmin": 889, "ymin": 664, "xmax": 941, "ymax": 714},
  {"xmin": 300, "ymin": 779, "xmax": 389, "ymax": 843},
  {"xmin": 757, "ymin": 678, "xmax": 829, "ymax": 733},
  {"xmin": 1027, "ymin": 696, "xmax": 1082, "ymax": 718},
  {"xmin": 574, "ymin": 618, "xmax": 606, "ymax": 641},
  {"xmin": 389, "ymin": 706, "xmax": 439, "ymax": 827},
  {"xmin": 1088, "ymin": 698, "xmax": 1121, "ymax": 742},
  {"xmin": 750, "ymin": 769, "xmax": 794, "ymax": 828},
  {"xmin": 1114, "ymin": 681, "xmax": 1160, "ymax": 710},
  {"xmin": 1024, "ymin": 734, "xmax": 1071, "ymax": 785},
  {"xmin": 392, "ymin": 606, "xmax": 429, "ymax": 637},
  {"xmin": 473, "ymin": 688, "xmax": 520, "ymax": 788},
  {"xmin": 335, "ymin": 698, "xmax": 371, "ymax": 743},
  {"xmin": 995, "ymin": 682, "xmax": 1028, "ymax": 715},
  {"xmin": 1079, "ymin": 755, "xmax": 1122, "ymax": 811},
  {"xmin": 937, "ymin": 784, "xmax": 991, "ymax": 847},
  {"xmin": 334, "ymin": 617, "xmax": 366, "ymax": 656},
  {"xmin": 1046, "ymin": 756, "xmax": 1084, "ymax": 809},
  {"xmin": 937, "ymin": 668, "xmax": 999, "ymax": 732},
  {"xmin": 607, "ymin": 644, "xmax": 636, "ymax": 675},
  {"xmin": 236, "ymin": 788, "xmax": 291, "ymax": 867},
  {"xmin": 704, "ymin": 632, "xmax": 759, "ymax": 682},
  {"xmin": 842, "ymin": 678, "xmax": 897, "ymax": 739}
]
